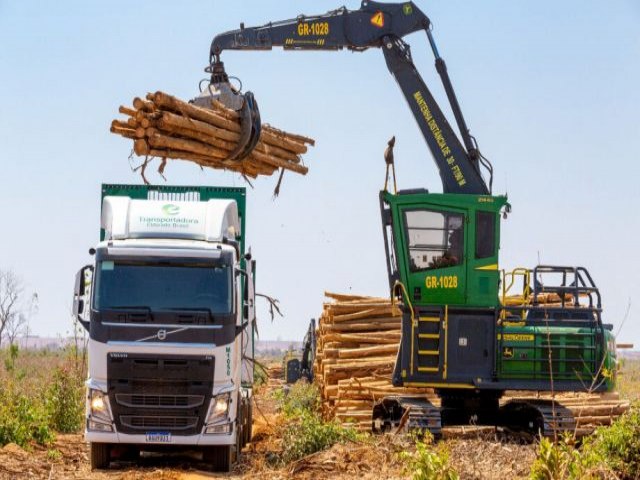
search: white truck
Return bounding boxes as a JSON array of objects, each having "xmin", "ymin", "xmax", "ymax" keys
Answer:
[{"xmin": 73, "ymin": 184, "xmax": 256, "ymax": 472}]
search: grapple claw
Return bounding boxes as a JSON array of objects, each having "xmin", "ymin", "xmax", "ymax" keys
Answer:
[{"xmin": 192, "ymin": 61, "xmax": 261, "ymax": 161}]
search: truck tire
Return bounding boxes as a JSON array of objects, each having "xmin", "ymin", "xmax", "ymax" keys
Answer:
[
  {"xmin": 90, "ymin": 443, "xmax": 111, "ymax": 470},
  {"xmin": 203, "ymin": 445, "xmax": 232, "ymax": 473}
]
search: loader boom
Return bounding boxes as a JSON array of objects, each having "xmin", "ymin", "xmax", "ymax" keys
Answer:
[{"xmin": 209, "ymin": 1, "xmax": 490, "ymax": 194}]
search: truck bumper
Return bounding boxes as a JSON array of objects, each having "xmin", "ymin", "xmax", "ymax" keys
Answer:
[{"xmin": 85, "ymin": 424, "xmax": 235, "ymax": 446}]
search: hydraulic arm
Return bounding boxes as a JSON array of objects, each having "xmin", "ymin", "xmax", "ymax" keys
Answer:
[{"xmin": 207, "ymin": 1, "xmax": 491, "ymax": 194}]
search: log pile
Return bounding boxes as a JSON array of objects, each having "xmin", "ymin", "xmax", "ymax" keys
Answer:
[
  {"xmin": 503, "ymin": 292, "xmax": 592, "ymax": 308},
  {"xmin": 110, "ymin": 91, "xmax": 315, "ymax": 182},
  {"xmin": 314, "ymin": 292, "xmax": 435, "ymax": 430},
  {"xmin": 503, "ymin": 391, "xmax": 631, "ymax": 435}
]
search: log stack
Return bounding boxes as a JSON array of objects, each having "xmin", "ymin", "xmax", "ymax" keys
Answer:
[
  {"xmin": 314, "ymin": 292, "xmax": 435, "ymax": 430},
  {"xmin": 503, "ymin": 292, "xmax": 592, "ymax": 308},
  {"xmin": 502, "ymin": 391, "xmax": 631, "ymax": 435},
  {"xmin": 110, "ymin": 91, "xmax": 314, "ymax": 181}
]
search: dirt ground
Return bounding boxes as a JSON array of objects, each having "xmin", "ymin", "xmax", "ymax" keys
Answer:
[
  {"xmin": 1, "ymin": 359, "xmax": 636, "ymax": 479},
  {"xmin": 0, "ymin": 370, "xmax": 540, "ymax": 480},
  {"xmin": 0, "ymin": 430, "xmax": 537, "ymax": 480}
]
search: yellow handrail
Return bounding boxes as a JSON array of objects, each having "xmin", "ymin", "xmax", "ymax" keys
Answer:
[
  {"xmin": 392, "ymin": 280, "xmax": 416, "ymax": 376},
  {"xmin": 500, "ymin": 267, "xmax": 531, "ymax": 320}
]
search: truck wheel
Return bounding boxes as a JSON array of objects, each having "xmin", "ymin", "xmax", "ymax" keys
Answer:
[
  {"xmin": 90, "ymin": 443, "xmax": 111, "ymax": 470},
  {"xmin": 203, "ymin": 445, "xmax": 232, "ymax": 473}
]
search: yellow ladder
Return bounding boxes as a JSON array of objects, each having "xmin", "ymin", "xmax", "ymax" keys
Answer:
[{"xmin": 416, "ymin": 314, "xmax": 442, "ymax": 374}]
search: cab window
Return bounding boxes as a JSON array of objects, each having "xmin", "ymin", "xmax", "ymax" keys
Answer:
[
  {"xmin": 475, "ymin": 211, "xmax": 496, "ymax": 259},
  {"xmin": 404, "ymin": 210, "xmax": 464, "ymax": 271}
]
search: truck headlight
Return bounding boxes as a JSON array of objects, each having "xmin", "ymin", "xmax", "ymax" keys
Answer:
[
  {"xmin": 207, "ymin": 392, "xmax": 231, "ymax": 424},
  {"xmin": 88, "ymin": 389, "xmax": 113, "ymax": 426},
  {"xmin": 91, "ymin": 393, "xmax": 106, "ymax": 413}
]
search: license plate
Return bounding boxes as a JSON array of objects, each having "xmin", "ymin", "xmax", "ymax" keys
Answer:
[{"xmin": 145, "ymin": 431, "xmax": 172, "ymax": 443}]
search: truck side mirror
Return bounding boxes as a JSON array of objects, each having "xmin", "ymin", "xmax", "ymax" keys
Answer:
[{"xmin": 73, "ymin": 265, "xmax": 94, "ymax": 331}]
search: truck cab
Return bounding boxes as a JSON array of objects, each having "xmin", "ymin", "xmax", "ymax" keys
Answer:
[{"xmin": 73, "ymin": 184, "xmax": 255, "ymax": 472}]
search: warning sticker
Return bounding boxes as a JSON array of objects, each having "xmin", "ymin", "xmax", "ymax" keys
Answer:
[{"xmin": 371, "ymin": 11, "xmax": 384, "ymax": 28}]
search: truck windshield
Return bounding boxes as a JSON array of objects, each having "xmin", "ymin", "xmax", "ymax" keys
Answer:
[{"xmin": 94, "ymin": 261, "xmax": 232, "ymax": 314}]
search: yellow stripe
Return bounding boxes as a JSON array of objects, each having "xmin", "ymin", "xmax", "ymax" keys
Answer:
[
  {"xmin": 419, "ymin": 316, "xmax": 440, "ymax": 323},
  {"xmin": 475, "ymin": 264, "xmax": 498, "ymax": 271},
  {"xmin": 403, "ymin": 382, "xmax": 475, "ymax": 389},
  {"xmin": 502, "ymin": 321, "xmax": 525, "ymax": 327},
  {"xmin": 417, "ymin": 367, "xmax": 439, "ymax": 373},
  {"xmin": 411, "ymin": 317, "xmax": 415, "ymax": 376},
  {"xmin": 418, "ymin": 350, "xmax": 439, "ymax": 356},
  {"xmin": 418, "ymin": 333, "xmax": 439, "ymax": 339},
  {"xmin": 443, "ymin": 305, "xmax": 449, "ymax": 380}
]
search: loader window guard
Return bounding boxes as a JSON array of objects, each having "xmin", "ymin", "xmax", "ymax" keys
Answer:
[{"xmin": 403, "ymin": 209, "xmax": 464, "ymax": 271}]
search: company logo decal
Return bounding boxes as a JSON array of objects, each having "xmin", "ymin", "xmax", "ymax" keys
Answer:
[
  {"xmin": 138, "ymin": 202, "xmax": 198, "ymax": 230},
  {"xmin": 162, "ymin": 204, "xmax": 180, "ymax": 216}
]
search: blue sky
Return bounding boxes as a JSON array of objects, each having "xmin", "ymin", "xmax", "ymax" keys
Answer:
[{"xmin": 1, "ymin": 1, "xmax": 639, "ymax": 345}]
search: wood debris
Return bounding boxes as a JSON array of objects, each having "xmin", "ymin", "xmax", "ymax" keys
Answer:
[{"xmin": 502, "ymin": 391, "xmax": 631, "ymax": 435}]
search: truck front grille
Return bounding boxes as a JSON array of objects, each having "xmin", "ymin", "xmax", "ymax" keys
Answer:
[
  {"xmin": 107, "ymin": 353, "xmax": 214, "ymax": 436},
  {"xmin": 115, "ymin": 394, "xmax": 205, "ymax": 409},
  {"xmin": 120, "ymin": 415, "xmax": 199, "ymax": 431}
]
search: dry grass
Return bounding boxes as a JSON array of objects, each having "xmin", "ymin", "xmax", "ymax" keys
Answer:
[
  {"xmin": 0, "ymin": 353, "xmax": 637, "ymax": 479},
  {"xmin": 0, "ymin": 348, "xmax": 68, "ymax": 396},
  {"xmin": 618, "ymin": 358, "xmax": 640, "ymax": 403}
]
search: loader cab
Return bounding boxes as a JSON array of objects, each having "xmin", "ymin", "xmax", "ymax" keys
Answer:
[
  {"xmin": 380, "ymin": 190, "xmax": 509, "ymax": 309},
  {"xmin": 380, "ymin": 190, "xmax": 509, "ymax": 388}
]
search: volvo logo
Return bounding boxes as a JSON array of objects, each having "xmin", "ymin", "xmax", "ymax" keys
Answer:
[{"xmin": 136, "ymin": 326, "xmax": 189, "ymax": 343}]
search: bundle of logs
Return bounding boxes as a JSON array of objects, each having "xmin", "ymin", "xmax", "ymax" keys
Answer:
[
  {"xmin": 110, "ymin": 91, "xmax": 315, "ymax": 182},
  {"xmin": 314, "ymin": 292, "xmax": 436, "ymax": 430}
]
